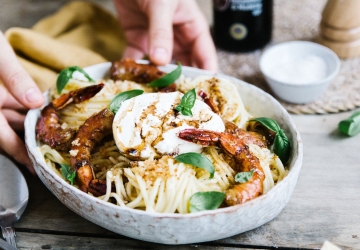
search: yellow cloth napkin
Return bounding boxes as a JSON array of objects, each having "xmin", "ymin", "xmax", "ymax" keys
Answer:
[{"xmin": 5, "ymin": 1, "xmax": 126, "ymax": 91}]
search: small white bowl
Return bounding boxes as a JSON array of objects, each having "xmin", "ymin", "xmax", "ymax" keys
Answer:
[{"xmin": 259, "ymin": 41, "xmax": 340, "ymax": 104}]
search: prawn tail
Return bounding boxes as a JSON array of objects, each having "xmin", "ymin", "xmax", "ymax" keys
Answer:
[
  {"xmin": 225, "ymin": 177, "xmax": 263, "ymax": 206},
  {"xmin": 178, "ymin": 129, "xmax": 220, "ymax": 146},
  {"xmin": 52, "ymin": 83, "xmax": 104, "ymax": 109},
  {"xmin": 76, "ymin": 164, "xmax": 94, "ymax": 193},
  {"xmin": 89, "ymin": 179, "xmax": 107, "ymax": 197}
]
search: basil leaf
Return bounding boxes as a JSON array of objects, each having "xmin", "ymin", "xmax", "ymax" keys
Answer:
[
  {"xmin": 175, "ymin": 152, "xmax": 215, "ymax": 178},
  {"xmin": 148, "ymin": 62, "xmax": 182, "ymax": 88},
  {"xmin": 60, "ymin": 164, "xmax": 76, "ymax": 185},
  {"xmin": 338, "ymin": 111, "xmax": 360, "ymax": 136},
  {"xmin": 274, "ymin": 129, "xmax": 291, "ymax": 163},
  {"xmin": 189, "ymin": 191, "xmax": 225, "ymax": 213},
  {"xmin": 235, "ymin": 170, "xmax": 254, "ymax": 183},
  {"xmin": 177, "ymin": 107, "xmax": 193, "ymax": 116},
  {"xmin": 175, "ymin": 106, "xmax": 190, "ymax": 116},
  {"xmin": 110, "ymin": 89, "xmax": 144, "ymax": 114},
  {"xmin": 250, "ymin": 117, "xmax": 280, "ymax": 132},
  {"xmin": 57, "ymin": 66, "xmax": 95, "ymax": 94},
  {"xmin": 249, "ymin": 117, "xmax": 291, "ymax": 164},
  {"xmin": 175, "ymin": 88, "xmax": 196, "ymax": 116}
]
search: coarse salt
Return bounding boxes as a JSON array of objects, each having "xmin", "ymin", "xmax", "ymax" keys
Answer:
[{"xmin": 268, "ymin": 54, "xmax": 328, "ymax": 84}]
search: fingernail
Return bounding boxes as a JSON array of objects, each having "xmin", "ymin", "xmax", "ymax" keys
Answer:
[
  {"xmin": 25, "ymin": 87, "xmax": 42, "ymax": 103},
  {"xmin": 152, "ymin": 47, "xmax": 168, "ymax": 64}
]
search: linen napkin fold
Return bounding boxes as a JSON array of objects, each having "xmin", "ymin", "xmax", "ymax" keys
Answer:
[{"xmin": 5, "ymin": 1, "xmax": 126, "ymax": 91}]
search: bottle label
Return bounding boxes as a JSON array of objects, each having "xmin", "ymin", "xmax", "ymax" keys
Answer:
[
  {"xmin": 229, "ymin": 23, "xmax": 248, "ymax": 40},
  {"xmin": 214, "ymin": 0, "xmax": 263, "ymax": 16}
]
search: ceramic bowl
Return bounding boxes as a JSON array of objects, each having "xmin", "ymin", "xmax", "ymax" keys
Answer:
[
  {"xmin": 259, "ymin": 41, "xmax": 340, "ymax": 104},
  {"xmin": 25, "ymin": 62, "xmax": 303, "ymax": 245}
]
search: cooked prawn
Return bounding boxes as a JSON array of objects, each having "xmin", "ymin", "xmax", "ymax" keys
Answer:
[
  {"xmin": 224, "ymin": 121, "xmax": 269, "ymax": 148},
  {"xmin": 178, "ymin": 128, "xmax": 265, "ymax": 206},
  {"xmin": 110, "ymin": 58, "xmax": 176, "ymax": 92},
  {"xmin": 198, "ymin": 90, "xmax": 220, "ymax": 114},
  {"xmin": 196, "ymin": 90, "xmax": 268, "ymax": 149},
  {"xmin": 198, "ymin": 90, "xmax": 268, "ymax": 148},
  {"xmin": 70, "ymin": 108, "xmax": 114, "ymax": 196},
  {"xmin": 246, "ymin": 120, "xmax": 276, "ymax": 146},
  {"xmin": 36, "ymin": 84, "xmax": 104, "ymax": 151},
  {"xmin": 110, "ymin": 58, "xmax": 165, "ymax": 83}
]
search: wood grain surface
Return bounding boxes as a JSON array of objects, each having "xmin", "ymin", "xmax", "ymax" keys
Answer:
[{"xmin": 1, "ymin": 0, "xmax": 360, "ymax": 249}]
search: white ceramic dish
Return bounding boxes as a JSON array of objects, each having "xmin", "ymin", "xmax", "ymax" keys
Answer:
[
  {"xmin": 25, "ymin": 62, "xmax": 303, "ymax": 245},
  {"xmin": 259, "ymin": 41, "xmax": 340, "ymax": 104}
]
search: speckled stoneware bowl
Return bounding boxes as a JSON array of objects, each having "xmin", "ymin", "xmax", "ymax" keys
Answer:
[{"xmin": 24, "ymin": 62, "xmax": 303, "ymax": 245}]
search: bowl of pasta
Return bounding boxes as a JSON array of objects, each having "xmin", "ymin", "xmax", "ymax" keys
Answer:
[{"xmin": 25, "ymin": 59, "xmax": 303, "ymax": 244}]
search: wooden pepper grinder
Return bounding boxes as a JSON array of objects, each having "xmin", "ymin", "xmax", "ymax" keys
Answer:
[{"xmin": 318, "ymin": 0, "xmax": 360, "ymax": 58}]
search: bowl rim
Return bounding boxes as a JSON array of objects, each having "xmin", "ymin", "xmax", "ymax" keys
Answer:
[
  {"xmin": 259, "ymin": 40, "xmax": 341, "ymax": 87},
  {"xmin": 25, "ymin": 61, "xmax": 303, "ymax": 219}
]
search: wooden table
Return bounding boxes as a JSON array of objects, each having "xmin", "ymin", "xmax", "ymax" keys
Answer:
[{"xmin": 1, "ymin": 0, "xmax": 360, "ymax": 249}]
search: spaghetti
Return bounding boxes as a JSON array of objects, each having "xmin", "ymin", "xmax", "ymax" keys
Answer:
[{"xmin": 38, "ymin": 71, "xmax": 287, "ymax": 214}]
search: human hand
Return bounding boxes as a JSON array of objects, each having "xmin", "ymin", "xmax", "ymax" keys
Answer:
[
  {"xmin": 0, "ymin": 31, "xmax": 45, "ymax": 174},
  {"xmin": 114, "ymin": 0, "xmax": 218, "ymax": 71}
]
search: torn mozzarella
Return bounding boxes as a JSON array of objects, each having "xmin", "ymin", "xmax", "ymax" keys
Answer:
[{"xmin": 112, "ymin": 92, "xmax": 225, "ymax": 159}]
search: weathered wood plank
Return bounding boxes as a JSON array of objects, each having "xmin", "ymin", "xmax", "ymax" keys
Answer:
[
  {"xmin": 15, "ymin": 232, "xmax": 253, "ymax": 250},
  {"xmin": 291, "ymin": 111, "xmax": 359, "ymax": 134}
]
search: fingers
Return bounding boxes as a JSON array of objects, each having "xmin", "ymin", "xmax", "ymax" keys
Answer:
[
  {"xmin": 0, "ymin": 84, "xmax": 26, "ymax": 110},
  {"xmin": 0, "ymin": 32, "xmax": 36, "ymax": 174},
  {"xmin": 0, "ymin": 31, "xmax": 44, "ymax": 109},
  {"xmin": 116, "ymin": 0, "xmax": 217, "ymax": 69},
  {"xmin": 173, "ymin": 1, "xmax": 218, "ymax": 71},
  {"xmin": 0, "ymin": 112, "xmax": 35, "ymax": 174},
  {"xmin": 172, "ymin": 53, "xmax": 192, "ymax": 68},
  {"xmin": 2, "ymin": 109, "xmax": 25, "ymax": 131},
  {"xmin": 122, "ymin": 46, "xmax": 146, "ymax": 61},
  {"xmin": 191, "ymin": 29, "xmax": 218, "ymax": 72},
  {"xmin": 120, "ymin": 29, "xmax": 148, "ymax": 60},
  {"xmin": 138, "ymin": 0, "xmax": 176, "ymax": 65}
]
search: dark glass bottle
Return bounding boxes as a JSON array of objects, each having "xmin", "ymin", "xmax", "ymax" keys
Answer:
[{"xmin": 213, "ymin": 0, "xmax": 273, "ymax": 52}]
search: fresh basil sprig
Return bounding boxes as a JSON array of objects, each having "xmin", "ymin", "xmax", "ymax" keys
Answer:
[
  {"xmin": 60, "ymin": 164, "xmax": 76, "ymax": 185},
  {"xmin": 249, "ymin": 117, "xmax": 291, "ymax": 164},
  {"xmin": 175, "ymin": 88, "xmax": 196, "ymax": 116},
  {"xmin": 109, "ymin": 89, "xmax": 144, "ymax": 114},
  {"xmin": 274, "ymin": 128, "xmax": 291, "ymax": 163},
  {"xmin": 189, "ymin": 191, "xmax": 225, "ymax": 213},
  {"xmin": 56, "ymin": 66, "xmax": 95, "ymax": 94},
  {"xmin": 148, "ymin": 62, "xmax": 182, "ymax": 88},
  {"xmin": 175, "ymin": 152, "xmax": 215, "ymax": 178},
  {"xmin": 235, "ymin": 170, "xmax": 254, "ymax": 183},
  {"xmin": 338, "ymin": 111, "xmax": 360, "ymax": 136}
]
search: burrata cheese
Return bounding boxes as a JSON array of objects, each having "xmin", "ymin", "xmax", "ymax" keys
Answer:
[{"xmin": 112, "ymin": 91, "xmax": 225, "ymax": 159}]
